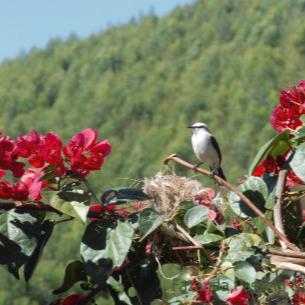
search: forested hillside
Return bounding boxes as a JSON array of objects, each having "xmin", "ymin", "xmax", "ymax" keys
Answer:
[{"xmin": 1, "ymin": 0, "xmax": 305, "ymax": 304}]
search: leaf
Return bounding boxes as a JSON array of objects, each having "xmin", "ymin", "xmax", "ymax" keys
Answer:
[
  {"xmin": 107, "ymin": 276, "xmax": 132, "ymax": 305},
  {"xmin": 228, "ymin": 176, "xmax": 267, "ymax": 218},
  {"xmin": 53, "ymin": 260, "xmax": 87, "ymax": 294},
  {"xmin": 50, "ymin": 190, "xmax": 90, "ymax": 223},
  {"xmin": 24, "ymin": 220, "xmax": 54, "ymax": 282},
  {"xmin": 7, "ymin": 210, "xmax": 43, "ymax": 256},
  {"xmin": 212, "ymin": 275, "xmax": 235, "ymax": 301},
  {"xmin": 290, "ymin": 143, "xmax": 305, "ymax": 182},
  {"xmin": 293, "ymin": 126, "xmax": 305, "ymax": 142},
  {"xmin": 80, "ymin": 221, "xmax": 134, "ymax": 286},
  {"xmin": 101, "ymin": 188, "xmax": 149, "ymax": 205},
  {"xmin": 139, "ymin": 208, "xmax": 163, "ymax": 241},
  {"xmin": 225, "ymin": 233, "xmax": 264, "ymax": 262},
  {"xmin": 184, "ymin": 205, "xmax": 209, "ymax": 228},
  {"xmin": 249, "ymin": 130, "xmax": 290, "ymax": 175},
  {"xmin": 0, "ymin": 210, "xmax": 46, "ymax": 279},
  {"xmin": 194, "ymin": 233, "xmax": 223, "ymax": 244},
  {"xmin": 234, "ymin": 261, "xmax": 256, "ymax": 284}
]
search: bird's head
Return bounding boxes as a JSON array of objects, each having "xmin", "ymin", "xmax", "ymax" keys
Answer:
[{"xmin": 188, "ymin": 122, "xmax": 210, "ymax": 134}]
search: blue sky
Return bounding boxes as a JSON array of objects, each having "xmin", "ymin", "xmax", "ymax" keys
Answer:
[{"xmin": 0, "ymin": 0, "xmax": 194, "ymax": 62}]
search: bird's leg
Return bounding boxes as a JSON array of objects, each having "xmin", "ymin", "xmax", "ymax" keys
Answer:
[{"xmin": 192, "ymin": 162, "xmax": 203, "ymax": 172}]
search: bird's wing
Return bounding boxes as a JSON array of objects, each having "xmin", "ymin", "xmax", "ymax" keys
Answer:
[{"xmin": 210, "ymin": 136, "xmax": 222, "ymax": 162}]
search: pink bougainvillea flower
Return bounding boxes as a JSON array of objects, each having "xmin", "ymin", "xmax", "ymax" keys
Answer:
[
  {"xmin": 227, "ymin": 286, "xmax": 250, "ymax": 305},
  {"xmin": 20, "ymin": 168, "xmax": 47, "ymax": 200},
  {"xmin": 64, "ymin": 128, "xmax": 111, "ymax": 176},
  {"xmin": 195, "ymin": 188, "xmax": 216, "ymax": 207}
]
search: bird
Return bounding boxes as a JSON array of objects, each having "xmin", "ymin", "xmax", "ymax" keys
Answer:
[{"xmin": 188, "ymin": 122, "xmax": 226, "ymax": 180}]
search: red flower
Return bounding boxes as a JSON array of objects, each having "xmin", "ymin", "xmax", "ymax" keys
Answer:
[
  {"xmin": 270, "ymin": 105, "xmax": 302, "ymax": 132},
  {"xmin": 16, "ymin": 131, "xmax": 64, "ymax": 173},
  {"xmin": 64, "ymin": 128, "xmax": 111, "ymax": 176},
  {"xmin": 230, "ymin": 219, "xmax": 243, "ymax": 232},
  {"xmin": 227, "ymin": 286, "xmax": 250, "ymax": 305},
  {"xmin": 62, "ymin": 294, "xmax": 87, "ymax": 305},
  {"xmin": 284, "ymin": 279, "xmax": 293, "ymax": 287},
  {"xmin": 0, "ymin": 134, "xmax": 25, "ymax": 177},
  {"xmin": 11, "ymin": 182, "xmax": 29, "ymax": 201},
  {"xmin": 292, "ymin": 290, "xmax": 305, "ymax": 305},
  {"xmin": 195, "ymin": 188, "xmax": 216, "ymax": 208},
  {"xmin": 270, "ymin": 81, "xmax": 305, "ymax": 132},
  {"xmin": 0, "ymin": 180, "xmax": 13, "ymax": 199},
  {"xmin": 286, "ymin": 169, "xmax": 303, "ymax": 188},
  {"xmin": 190, "ymin": 279, "xmax": 213, "ymax": 303},
  {"xmin": 253, "ymin": 155, "xmax": 286, "ymax": 177}
]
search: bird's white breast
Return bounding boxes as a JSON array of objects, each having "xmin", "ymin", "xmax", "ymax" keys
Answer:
[{"xmin": 191, "ymin": 130, "xmax": 219, "ymax": 167}]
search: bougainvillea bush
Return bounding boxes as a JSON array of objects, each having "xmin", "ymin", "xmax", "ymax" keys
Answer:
[{"xmin": 4, "ymin": 82, "xmax": 305, "ymax": 305}]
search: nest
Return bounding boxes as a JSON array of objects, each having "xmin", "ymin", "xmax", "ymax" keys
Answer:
[
  {"xmin": 142, "ymin": 173, "xmax": 209, "ymax": 265},
  {"xmin": 143, "ymin": 172, "xmax": 203, "ymax": 214}
]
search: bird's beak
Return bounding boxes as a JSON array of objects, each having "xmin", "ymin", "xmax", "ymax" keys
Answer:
[{"xmin": 187, "ymin": 126, "xmax": 193, "ymax": 128}]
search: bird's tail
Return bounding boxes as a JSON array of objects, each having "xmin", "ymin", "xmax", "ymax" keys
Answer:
[{"xmin": 217, "ymin": 167, "xmax": 226, "ymax": 181}]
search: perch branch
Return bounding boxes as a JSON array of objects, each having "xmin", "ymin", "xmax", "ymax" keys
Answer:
[
  {"xmin": 274, "ymin": 168, "xmax": 289, "ymax": 251},
  {"xmin": 271, "ymin": 261, "xmax": 305, "ymax": 275},
  {"xmin": 163, "ymin": 154, "xmax": 299, "ymax": 252},
  {"xmin": 268, "ymin": 248, "xmax": 305, "ymax": 259}
]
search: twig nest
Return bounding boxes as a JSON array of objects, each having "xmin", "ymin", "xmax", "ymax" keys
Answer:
[{"xmin": 143, "ymin": 173, "xmax": 203, "ymax": 214}]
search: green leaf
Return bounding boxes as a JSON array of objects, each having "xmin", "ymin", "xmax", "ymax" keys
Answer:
[
  {"xmin": 24, "ymin": 220, "xmax": 54, "ymax": 282},
  {"xmin": 225, "ymin": 233, "xmax": 264, "ymax": 262},
  {"xmin": 53, "ymin": 260, "xmax": 87, "ymax": 294},
  {"xmin": 7, "ymin": 210, "xmax": 43, "ymax": 256},
  {"xmin": 228, "ymin": 176, "xmax": 267, "ymax": 218},
  {"xmin": 249, "ymin": 130, "xmax": 290, "ymax": 175},
  {"xmin": 194, "ymin": 233, "xmax": 223, "ymax": 244},
  {"xmin": 293, "ymin": 126, "xmax": 305, "ymax": 142},
  {"xmin": 80, "ymin": 221, "xmax": 134, "ymax": 286},
  {"xmin": 50, "ymin": 190, "xmax": 90, "ymax": 223},
  {"xmin": 183, "ymin": 205, "xmax": 209, "ymax": 228},
  {"xmin": 234, "ymin": 261, "xmax": 256, "ymax": 284},
  {"xmin": 101, "ymin": 188, "xmax": 148, "ymax": 205},
  {"xmin": 0, "ymin": 210, "xmax": 44, "ymax": 279},
  {"xmin": 290, "ymin": 143, "xmax": 305, "ymax": 182},
  {"xmin": 212, "ymin": 275, "xmax": 235, "ymax": 301},
  {"xmin": 107, "ymin": 276, "xmax": 133, "ymax": 305},
  {"xmin": 139, "ymin": 208, "xmax": 163, "ymax": 241}
]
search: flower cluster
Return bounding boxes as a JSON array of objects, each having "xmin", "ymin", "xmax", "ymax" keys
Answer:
[
  {"xmin": 270, "ymin": 80, "xmax": 305, "ymax": 132},
  {"xmin": 0, "ymin": 128, "xmax": 111, "ymax": 202}
]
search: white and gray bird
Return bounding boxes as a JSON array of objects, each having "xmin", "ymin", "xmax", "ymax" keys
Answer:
[{"xmin": 188, "ymin": 122, "xmax": 226, "ymax": 180}]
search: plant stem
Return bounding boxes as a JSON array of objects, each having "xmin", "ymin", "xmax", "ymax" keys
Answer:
[{"xmin": 274, "ymin": 168, "xmax": 289, "ymax": 250}]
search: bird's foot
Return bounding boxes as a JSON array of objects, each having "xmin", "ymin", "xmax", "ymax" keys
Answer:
[{"xmin": 192, "ymin": 162, "xmax": 203, "ymax": 172}]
